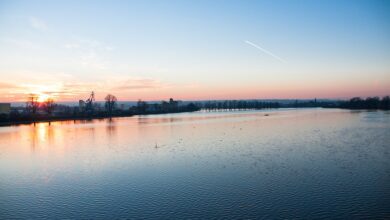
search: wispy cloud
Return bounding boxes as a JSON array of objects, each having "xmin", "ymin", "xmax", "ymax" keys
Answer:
[
  {"xmin": 114, "ymin": 78, "xmax": 167, "ymax": 90},
  {"xmin": 80, "ymin": 51, "xmax": 108, "ymax": 69},
  {"xmin": 0, "ymin": 82, "xmax": 20, "ymax": 91},
  {"xmin": 29, "ymin": 16, "xmax": 48, "ymax": 31},
  {"xmin": 2, "ymin": 38, "xmax": 40, "ymax": 49},
  {"xmin": 64, "ymin": 39, "xmax": 114, "ymax": 52},
  {"xmin": 64, "ymin": 43, "xmax": 80, "ymax": 49},
  {"xmin": 245, "ymin": 40, "xmax": 286, "ymax": 63},
  {"xmin": 63, "ymin": 38, "xmax": 114, "ymax": 69}
]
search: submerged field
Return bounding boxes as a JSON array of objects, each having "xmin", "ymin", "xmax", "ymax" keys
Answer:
[{"xmin": 0, "ymin": 108, "xmax": 389, "ymax": 219}]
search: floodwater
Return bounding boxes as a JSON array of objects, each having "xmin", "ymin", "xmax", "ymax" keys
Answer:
[{"xmin": 0, "ymin": 108, "xmax": 389, "ymax": 219}]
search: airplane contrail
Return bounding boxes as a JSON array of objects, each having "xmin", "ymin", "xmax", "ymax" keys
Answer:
[{"xmin": 245, "ymin": 40, "xmax": 286, "ymax": 63}]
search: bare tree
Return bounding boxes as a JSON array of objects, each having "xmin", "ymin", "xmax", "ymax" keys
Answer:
[
  {"xmin": 26, "ymin": 93, "xmax": 39, "ymax": 115},
  {"xmin": 105, "ymin": 94, "xmax": 117, "ymax": 116},
  {"xmin": 43, "ymin": 98, "xmax": 56, "ymax": 115},
  {"xmin": 137, "ymin": 99, "xmax": 148, "ymax": 113}
]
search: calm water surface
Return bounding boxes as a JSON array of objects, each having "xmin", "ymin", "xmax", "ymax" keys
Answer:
[{"xmin": 0, "ymin": 108, "xmax": 389, "ymax": 219}]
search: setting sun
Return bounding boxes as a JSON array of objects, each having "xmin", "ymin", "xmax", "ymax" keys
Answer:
[
  {"xmin": 36, "ymin": 93, "xmax": 50, "ymax": 103},
  {"xmin": 25, "ymin": 84, "xmax": 59, "ymax": 103}
]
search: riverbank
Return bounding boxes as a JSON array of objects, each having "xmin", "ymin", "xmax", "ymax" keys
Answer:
[
  {"xmin": 0, "ymin": 114, "xmax": 130, "ymax": 126},
  {"xmin": 0, "ymin": 109, "xmax": 202, "ymax": 126}
]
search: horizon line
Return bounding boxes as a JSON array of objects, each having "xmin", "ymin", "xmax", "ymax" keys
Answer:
[{"xmin": 4, "ymin": 96, "xmax": 388, "ymax": 104}]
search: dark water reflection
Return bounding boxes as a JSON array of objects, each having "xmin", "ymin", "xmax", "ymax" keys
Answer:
[{"xmin": 0, "ymin": 109, "xmax": 389, "ymax": 219}]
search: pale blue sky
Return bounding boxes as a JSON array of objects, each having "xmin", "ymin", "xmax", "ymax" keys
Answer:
[{"xmin": 0, "ymin": 0, "xmax": 389, "ymax": 101}]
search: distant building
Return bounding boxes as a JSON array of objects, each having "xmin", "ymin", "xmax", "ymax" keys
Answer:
[
  {"xmin": 79, "ymin": 100, "xmax": 85, "ymax": 111},
  {"xmin": 0, "ymin": 103, "xmax": 11, "ymax": 115}
]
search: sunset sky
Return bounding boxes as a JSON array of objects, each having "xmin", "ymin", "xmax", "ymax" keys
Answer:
[{"xmin": 0, "ymin": 0, "xmax": 389, "ymax": 102}]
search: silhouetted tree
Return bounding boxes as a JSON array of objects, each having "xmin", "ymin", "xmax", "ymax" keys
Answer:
[
  {"xmin": 105, "ymin": 94, "xmax": 117, "ymax": 116},
  {"xmin": 186, "ymin": 103, "xmax": 199, "ymax": 111},
  {"xmin": 365, "ymin": 97, "xmax": 380, "ymax": 109},
  {"xmin": 381, "ymin": 96, "xmax": 390, "ymax": 109},
  {"xmin": 349, "ymin": 97, "xmax": 364, "ymax": 109},
  {"xmin": 26, "ymin": 93, "xmax": 39, "ymax": 115},
  {"xmin": 137, "ymin": 99, "xmax": 148, "ymax": 113},
  {"xmin": 169, "ymin": 98, "xmax": 179, "ymax": 111},
  {"xmin": 43, "ymin": 98, "xmax": 56, "ymax": 115}
]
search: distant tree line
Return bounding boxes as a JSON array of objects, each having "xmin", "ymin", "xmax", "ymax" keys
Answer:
[
  {"xmin": 201, "ymin": 100, "xmax": 280, "ymax": 111},
  {"xmin": 198, "ymin": 96, "xmax": 390, "ymax": 110},
  {"xmin": 282, "ymin": 99, "xmax": 339, "ymax": 108},
  {"xmin": 338, "ymin": 96, "xmax": 390, "ymax": 110},
  {"xmin": 130, "ymin": 98, "xmax": 199, "ymax": 114},
  {"xmin": 1, "ymin": 94, "xmax": 389, "ymax": 125}
]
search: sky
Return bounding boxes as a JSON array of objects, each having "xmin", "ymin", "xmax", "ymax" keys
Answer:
[{"xmin": 0, "ymin": 0, "xmax": 389, "ymax": 102}]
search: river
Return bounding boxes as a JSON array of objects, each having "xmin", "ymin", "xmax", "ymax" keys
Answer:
[{"xmin": 0, "ymin": 108, "xmax": 389, "ymax": 219}]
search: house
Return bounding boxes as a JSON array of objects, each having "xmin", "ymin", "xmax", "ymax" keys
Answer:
[{"xmin": 0, "ymin": 103, "xmax": 11, "ymax": 115}]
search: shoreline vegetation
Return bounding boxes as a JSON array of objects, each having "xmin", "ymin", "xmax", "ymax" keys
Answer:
[{"xmin": 0, "ymin": 95, "xmax": 389, "ymax": 126}]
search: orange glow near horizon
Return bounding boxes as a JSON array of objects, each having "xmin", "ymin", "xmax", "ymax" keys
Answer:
[
  {"xmin": 1, "ymin": 79, "xmax": 389, "ymax": 103},
  {"xmin": 36, "ymin": 93, "xmax": 51, "ymax": 103}
]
